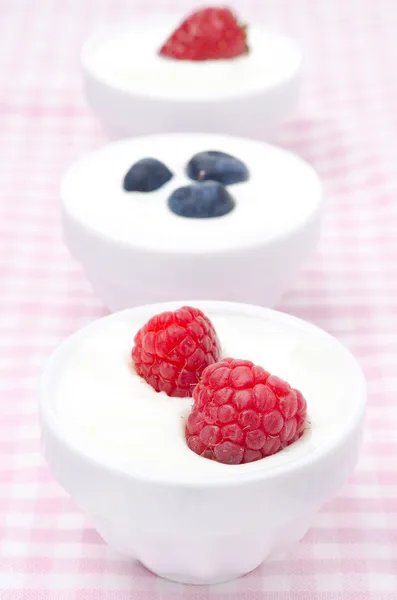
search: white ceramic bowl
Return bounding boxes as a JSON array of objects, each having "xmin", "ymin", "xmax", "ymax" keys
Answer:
[
  {"xmin": 40, "ymin": 301, "xmax": 366, "ymax": 585},
  {"xmin": 81, "ymin": 17, "xmax": 302, "ymax": 139},
  {"xmin": 61, "ymin": 133, "xmax": 322, "ymax": 312}
]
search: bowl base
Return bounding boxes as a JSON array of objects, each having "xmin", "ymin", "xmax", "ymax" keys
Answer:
[
  {"xmin": 92, "ymin": 512, "xmax": 313, "ymax": 585},
  {"xmin": 140, "ymin": 562, "xmax": 263, "ymax": 586}
]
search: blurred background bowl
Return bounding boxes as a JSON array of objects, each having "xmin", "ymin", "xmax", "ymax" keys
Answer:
[
  {"xmin": 81, "ymin": 17, "xmax": 303, "ymax": 140},
  {"xmin": 61, "ymin": 133, "xmax": 322, "ymax": 311}
]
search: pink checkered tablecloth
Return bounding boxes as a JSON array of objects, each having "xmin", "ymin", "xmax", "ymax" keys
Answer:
[{"xmin": 1, "ymin": 0, "xmax": 397, "ymax": 597}]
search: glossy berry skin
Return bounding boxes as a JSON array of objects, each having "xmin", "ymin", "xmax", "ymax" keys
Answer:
[
  {"xmin": 168, "ymin": 181, "xmax": 235, "ymax": 219},
  {"xmin": 187, "ymin": 151, "xmax": 249, "ymax": 186},
  {"xmin": 131, "ymin": 306, "xmax": 221, "ymax": 397},
  {"xmin": 186, "ymin": 358, "xmax": 307, "ymax": 464},
  {"xmin": 159, "ymin": 7, "xmax": 249, "ymax": 61},
  {"xmin": 123, "ymin": 158, "xmax": 173, "ymax": 192}
]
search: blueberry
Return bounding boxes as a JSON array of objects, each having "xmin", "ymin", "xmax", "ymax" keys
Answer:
[
  {"xmin": 123, "ymin": 158, "xmax": 173, "ymax": 192},
  {"xmin": 187, "ymin": 150, "xmax": 249, "ymax": 186},
  {"xmin": 168, "ymin": 181, "xmax": 235, "ymax": 219}
]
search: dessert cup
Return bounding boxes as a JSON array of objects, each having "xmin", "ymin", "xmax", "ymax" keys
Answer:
[
  {"xmin": 61, "ymin": 133, "xmax": 322, "ymax": 311},
  {"xmin": 40, "ymin": 301, "xmax": 366, "ymax": 585},
  {"xmin": 82, "ymin": 18, "xmax": 302, "ymax": 139}
]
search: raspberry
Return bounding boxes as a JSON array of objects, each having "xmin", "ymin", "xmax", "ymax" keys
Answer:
[
  {"xmin": 131, "ymin": 306, "xmax": 221, "ymax": 397},
  {"xmin": 185, "ymin": 358, "xmax": 307, "ymax": 464},
  {"xmin": 159, "ymin": 7, "xmax": 249, "ymax": 61}
]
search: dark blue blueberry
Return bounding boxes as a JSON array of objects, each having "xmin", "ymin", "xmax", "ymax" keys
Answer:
[
  {"xmin": 123, "ymin": 158, "xmax": 173, "ymax": 192},
  {"xmin": 187, "ymin": 150, "xmax": 249, "ymax": 186},
  {"xmin": 168, "ymin": 181, "xmax": 235, "ymax": 219}
]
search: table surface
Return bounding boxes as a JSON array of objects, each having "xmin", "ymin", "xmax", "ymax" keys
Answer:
[{"xmin": 1, "ymin": 0, "xmax": 397, "ymax": 597}]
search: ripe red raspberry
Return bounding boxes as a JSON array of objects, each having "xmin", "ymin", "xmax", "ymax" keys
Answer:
[
  {"xmin": 159, "ymin": 7, "xmax": 249, "ymax": 61},
  {"xmin": 131, "ymin": 306, "xmax": 221, "ymax": 397},
  {"xmin": 186, "ymin": 358, "xmax": 307, "ymax": 464}
]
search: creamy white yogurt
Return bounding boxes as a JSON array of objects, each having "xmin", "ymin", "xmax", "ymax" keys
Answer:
[
  {"xmin": 84, "ymin": 22, "xmax": 301, "ymax": 100},
  {"xmin": 61, "ymin": 133, "xmax": 321, "ymax": 254},
  {"xmin": 55, "ymin": 307, "xmax": 351, "ymax": 480}
]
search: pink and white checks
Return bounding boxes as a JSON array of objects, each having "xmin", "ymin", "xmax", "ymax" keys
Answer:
[{"xmin": 1, "ymin": 0, "xmax": 397, "ymax": 597}]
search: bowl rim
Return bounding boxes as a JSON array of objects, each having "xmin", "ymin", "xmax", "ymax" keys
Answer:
[
  {"xmin": 39, "ymin": 300, "xmax": 367, "ymax": 489},
  {"xmin": 61, "ymin": 132, "xmax": 323, "ymax": 256},
  {"xmin": 80, "ymin": 18, "xmax": 303, "ymax": 103}
]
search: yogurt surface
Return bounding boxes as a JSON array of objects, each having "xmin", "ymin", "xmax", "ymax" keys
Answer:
[
  {"xmin": 54, "ymin": 307, "xmax": 355, "ymax": 481},
  {"xmin": 84, "ymin": 23, "xmax": 301, "ymax": 100},
  {"xmin": 62, "ymin": 134, "xmax": 321, "ymax": 253}
]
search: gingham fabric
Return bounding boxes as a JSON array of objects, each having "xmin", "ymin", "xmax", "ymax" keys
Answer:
[{"xmin": 1, "ymin": 0, "xmax": 397, "ymax": 597}]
